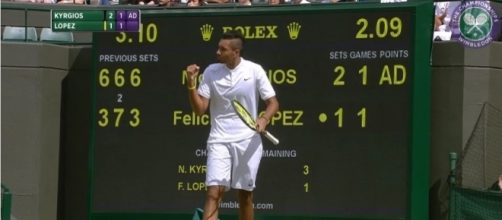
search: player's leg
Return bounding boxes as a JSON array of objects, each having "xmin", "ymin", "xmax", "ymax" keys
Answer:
[
  {"xmin": 498, "ymin": 175, "xmax": 502, "ymax": 190},
  {"xmin": 203, "ymin": 186, "xmax": 225, "ymax": 220},
  {"xmin": 238, "ymin": 189, "xmax": 254, "ymax": 220},
  {"xmin": 204, "ymin": 143, "xmax": 232, "ymax": 220}
]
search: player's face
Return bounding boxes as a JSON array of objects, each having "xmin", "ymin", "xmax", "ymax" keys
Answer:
[{"xmin": 216, "ymin": 39, "xmax": 239, "ymax": 64}]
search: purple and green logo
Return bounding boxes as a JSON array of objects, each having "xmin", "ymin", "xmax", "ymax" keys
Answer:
[{"xmin": 451, "ymin": 1, "xmax": 500, "ymax": 48}]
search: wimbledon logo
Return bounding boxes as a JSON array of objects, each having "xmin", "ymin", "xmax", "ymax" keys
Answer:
[{"xmin": 452, "ymin": 1, "xmax": 500, "ymax": 48}]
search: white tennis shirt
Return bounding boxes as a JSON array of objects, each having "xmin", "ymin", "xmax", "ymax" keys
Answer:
[{"xmin": 198, "ymin": 58, "xmax": 276, "ymax": 143}]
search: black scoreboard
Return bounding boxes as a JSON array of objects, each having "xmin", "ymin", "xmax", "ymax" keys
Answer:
[{"xmin": 90, "ymin": 2, "xmax": 432, "ymax": 220}]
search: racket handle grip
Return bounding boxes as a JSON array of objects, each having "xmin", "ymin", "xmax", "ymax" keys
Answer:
[{"xmin": 263, "ymin": 131, "xmax": 279, "ymax": 145}]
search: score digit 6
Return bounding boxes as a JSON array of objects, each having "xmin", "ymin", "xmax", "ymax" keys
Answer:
[{"xmin": 99, "ymin": 68, "xmax": 141, "ymax": 88}]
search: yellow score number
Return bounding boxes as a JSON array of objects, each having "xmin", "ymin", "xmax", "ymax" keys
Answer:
[
  {"xmin": 116, "ymin": 23, "xmax": 158, "ymax": 44},
  {"xmin": 98, "ymin": 108, "xmax": 141, "ymax": 127},
  {"xmin": 333, "ymin": 65, "xmax": 367, "ymax": 86},
  {"xmin": 334, "ymin": 108, "xmax": 367, "ymax": 128},
  {"xmin": 99, "ymin": 68, "xmax": 141, "ymax": 88},
  {"xmin": 333, "ymin": 64, "xmax": 407, "ymax": 86},
  {"xmin": 356, "ymin": 17, "xmax": 402, "ymax": 39},
  {"xmin": 303, "ymin": 165, "xmax": 309, "ymax": 192},
  {"xmin": 303, "ymin": 165, "xmax": 310, "ymax": 175}
]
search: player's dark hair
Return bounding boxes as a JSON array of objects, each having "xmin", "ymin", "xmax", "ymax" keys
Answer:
[{"xmin": 222, "ymin": 30, "xmax": 245, "ymax": 51}]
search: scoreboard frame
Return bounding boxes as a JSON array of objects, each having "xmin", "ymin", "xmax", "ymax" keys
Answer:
[{"xmin": 88, "ymin": 1, "xmax": 432, "ymax": 220}]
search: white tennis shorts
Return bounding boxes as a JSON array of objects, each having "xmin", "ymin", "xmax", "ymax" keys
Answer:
[{"xmin": 205, "ymin": 134, "xmax": 263, "ymax": 191}]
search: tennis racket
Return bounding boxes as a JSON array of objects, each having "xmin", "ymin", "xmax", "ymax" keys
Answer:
[{"xmin": 232, "ymin": 100, "xmax": 280, "ymax": 145}]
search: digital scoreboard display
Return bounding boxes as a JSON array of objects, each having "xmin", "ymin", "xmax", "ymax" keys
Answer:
[
  {"xmin": 90, "ymin": 2, "xmax": 431, "ymax": 220},
  {"xmin": 51, "ymin": 10, "xmax": 140, "ymax": 32}
]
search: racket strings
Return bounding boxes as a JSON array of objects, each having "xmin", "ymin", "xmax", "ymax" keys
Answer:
[{"xmin": 233, "ymin": 102, "xmax": 256, "ymax": 128}]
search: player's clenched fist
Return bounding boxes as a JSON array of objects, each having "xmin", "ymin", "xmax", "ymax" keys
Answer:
[
  {"xmin": 186, "ymin": 64, "xmax": 200, "ymax": 90},
  {"xmin": 186, "ymin": 64, "xmax": 200, "ymax": 78}
]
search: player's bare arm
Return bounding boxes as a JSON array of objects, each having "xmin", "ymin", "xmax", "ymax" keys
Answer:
[
  {"xmin": 256, "ymin": 96, "xmax": 279, "ymax": 133},
  {"xmin": 186, "ymin": 64, "xmax": 209, "ymax": 115}
]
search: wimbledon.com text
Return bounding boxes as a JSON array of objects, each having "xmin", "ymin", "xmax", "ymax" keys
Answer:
[{"xmin": 219, "ymin": 201, "xmax": 274, "ymax": 210}]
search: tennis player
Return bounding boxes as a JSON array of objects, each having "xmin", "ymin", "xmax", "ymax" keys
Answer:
[{"xmin": 186, "ymin": 30, "xmax": 279, "ymax": 220}]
